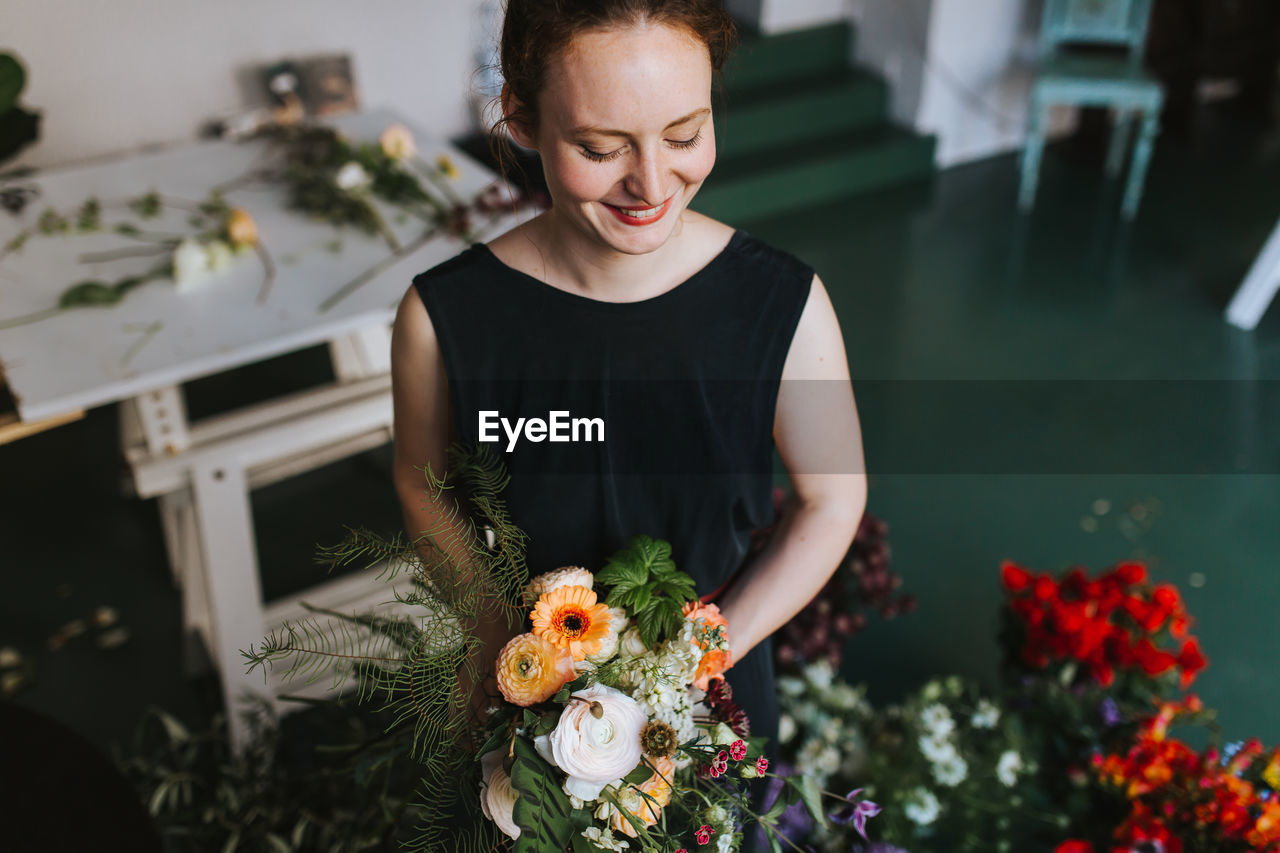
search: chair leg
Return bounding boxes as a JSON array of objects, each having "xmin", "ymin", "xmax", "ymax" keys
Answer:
[
  {"xmin": 1121, "ymin": 110, "xmax": 1160, "ymax": 220},
  {"xmin": 1018, "ymin": 102, "xmax": 1047, "ymax": 212},
  {"xmin": 1106, "ymin": 110, "xmax": 1133, "ymax": 178}
]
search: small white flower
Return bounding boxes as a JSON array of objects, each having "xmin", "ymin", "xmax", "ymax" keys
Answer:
[
  {"xmin": 997, "ymin": 750, "xmax": 1023, "ymax": 787},
  {"xmin": 904, "ymin": 787, "xmax": 941, "ymax": 826},
  {"xmin": 918, "ymin": 734, "xmax": 958, "ymax": 764},
  {"xmin": 972, "ymin": 699, "xmax": 1001, "ymax": 729},
  {"xmin": 919, "ymin": 703, "xmax": 955, "ymax": 739},
  {"xmin": 334, "ymin": 161, "xmax": 372, "ymax": 191},
  {"xmin": 581, "ymin": 826, "xmax": 629, "ymax": 851},
  {"xmin": 920, "ymin": 680, "xmax": 943, "ymax": 701},
  {"xmin": 803, "ymin": 660, "xmax": 834, "ymax": 689},
  {"xmin": 205, "ymin": 239, "xmax": 233, "ymax": 271},
  {"xmin": 777, "ymin": 676, "xmax": 805, "ymax": 698},
  {"xmin": 594, "ymin": 800, "xmax": 613, "ymax": 821},
  {"xmin": 778, "ymin": 713, "xmax": 797, "ymax": 744},
  {"xmin": 932, "ymin": 753, "xmax": 969, "ymax": 787},
  {"xmin": 716, "ymin": 831, "xmax": 734, "ymax": 853}
]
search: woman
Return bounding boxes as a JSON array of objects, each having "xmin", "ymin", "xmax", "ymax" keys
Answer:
[{"xmin": 390, "ymin": 0, "xmax": 865, "ymax": 776}]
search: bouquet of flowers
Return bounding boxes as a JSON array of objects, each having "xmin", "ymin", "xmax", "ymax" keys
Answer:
[{"xmin": 244, "ymin": 446, "xmax": 851, "ymax": 853}]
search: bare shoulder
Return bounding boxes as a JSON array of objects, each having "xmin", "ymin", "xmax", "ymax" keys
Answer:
[{"xmin": 783, "ymin": 273, "xmax": 850, "ymax": 381}]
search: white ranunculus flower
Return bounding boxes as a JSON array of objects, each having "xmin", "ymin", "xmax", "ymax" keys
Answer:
[
  {"xmin": 172, "ymin": 238, "xmax": 211, "ymax": 289},
  {"xmin": 479, "ymin": 749, "xmax": 520, "ymax": 840},
  {"xmin": 527, "ymin": 566, "xmax": 594, "ymax": 599},
  {"xmin": 334, "ymin": 161, "xmax": 372, "ymax": 191},
  {"xmin": 204, "ymin": 240, "xmax": 233, "ymax": 272},
  {"xmin": 536, "ymin": 683, "xmax": 646, "ymax": 800},
  {"xmin": 617, "ymin": 626, "xmax": 647, "ymax": 659},
  {"xmin": 997, "ymin": 750, "xmax": 1023, "ymax": 786}
]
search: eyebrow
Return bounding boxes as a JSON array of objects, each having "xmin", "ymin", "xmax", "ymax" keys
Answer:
[{"xmin": 571, "ymin": 108, "xmax": 711, "ymax": 138}]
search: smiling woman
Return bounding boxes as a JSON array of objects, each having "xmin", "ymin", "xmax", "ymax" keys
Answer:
[{"xmin": 390, "ymin": 1, "xmax": 866, "ymax": 846}]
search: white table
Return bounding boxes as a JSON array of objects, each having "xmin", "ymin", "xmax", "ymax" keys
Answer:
[{"xmin": 0, "ymin": 108, "xmax": 523, "ymax": 746}]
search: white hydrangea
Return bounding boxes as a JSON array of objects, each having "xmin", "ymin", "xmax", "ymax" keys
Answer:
[
  {"xmin": 972, "ymin": 699, "xmax": 1001, "ymax": 729},
  {"xmin": 932, "ymin": 753, "xmax": 969, "ymax": 787},
  {"xmin": 919, "ymin": 703, "xmax": 955, "ymax": 739},
  {"xmin": 904, "ymin": 787, "xmax": 941, "ymax": 826},
  {"xmin": 777, "ymin": 676, "xmax": 806, "ymax": 698},
  {"xmin": 997, "ymin": 750, "xmax": 1023, "ymax": 787}
]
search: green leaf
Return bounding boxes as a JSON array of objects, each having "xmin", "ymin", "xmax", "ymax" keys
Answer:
[
  {"xmin": 626, "ymin": 585, "xmax": 652, "ymax": 614},
  {"xmin": 0, "ymin": 54, "xmax": 26, "ymax": 114},
  {"xmin": 509, "ymin": 736, "xmax": 575, "ymax": 853},
  {"xmin": 554, "ymin": 673, "xmax": 590, "ymax": 703},
  {"xmin": 621, "ymin": 763, "xmax": 651, "ymax": 786},
  {"xmin": 792, "ymin": 774, "xmax": 825, "ymax": 825},
  {"xmin": 59, "ymin": 280, "xmax": 121, "ymax": 308}
]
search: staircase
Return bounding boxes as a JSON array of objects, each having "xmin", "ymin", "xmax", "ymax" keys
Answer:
[{"xmin": 694, "ymin": 22, "xmax": 936, "ymax": 223}]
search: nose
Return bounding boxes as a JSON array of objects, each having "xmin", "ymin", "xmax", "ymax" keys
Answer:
[{"xmin": 624, "ymin": 147, "xmax": 667, "ymax": 207}]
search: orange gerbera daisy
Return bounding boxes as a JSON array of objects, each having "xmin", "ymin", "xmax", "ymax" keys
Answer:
[{"xmin": 531, "ymin": 584, "xmax": 612, "ymax": 661}]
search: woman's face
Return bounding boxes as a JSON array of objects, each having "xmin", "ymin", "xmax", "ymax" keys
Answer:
[{"xmin": 515, "ymin": 21, "xmax": 717, "ymax": 256}]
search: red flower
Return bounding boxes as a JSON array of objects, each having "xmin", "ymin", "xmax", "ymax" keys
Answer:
[
  {"xmin": 729, "ymin": 740, "xmax": 747, "ymax": 761},
  {"xmin": 1115, "ymin": 562, "xmax": 1148, "ymax": 585},
  {"xmin": 695, "ymin": 824, "xmax": 714, "ymax": 845},
  {"xmin": 756, "ymin": 756, "xmax": 769, "ymax": 775},
  {"xmin": 1001, "ymin": 561, "xmax": 1032, "ymax": 592},
  {"xmin": 1054, "ymin": 842, "xmax": 1094, "ymax": 853},
  {"xmin": 1033, "ymin": 574, "xmax": 1058, "ymax": 601}
]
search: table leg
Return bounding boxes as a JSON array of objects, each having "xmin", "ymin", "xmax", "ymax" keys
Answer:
[{"xmin": 190, "ymin": 458, "xmax": 275, "ymax": 750}]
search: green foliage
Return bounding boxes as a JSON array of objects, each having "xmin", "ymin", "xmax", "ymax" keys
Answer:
[
  {"xmin": 510, "ymin": 736, "xmax": 575, "ymax": 853},
  {"xmin": 0, "ymin": 52, "xmax": 39, "ymax": 165},
  {"xmin": 118, "ymin": 702, "xmax": 425, "ymax": 852},
  {"xmin": 0, "ymin": 54, "xmax": 25, "ymax": 114},
  {"xmin": 241, "ymin": 443, "xmax": 529, "ymax": 853},
  {"xmin": 596, "ymin": 535, "xmax": 697, "ymax": 648}
]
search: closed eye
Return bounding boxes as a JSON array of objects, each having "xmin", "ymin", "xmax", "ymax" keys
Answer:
[{"xmin": 578, "ymin": 129, "xmax": 705, "ymax": 163}]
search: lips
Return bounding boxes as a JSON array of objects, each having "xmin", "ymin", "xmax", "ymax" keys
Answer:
[{"xmin": 603, "ymin": 195, "xmax": 675, "ymax": 227}]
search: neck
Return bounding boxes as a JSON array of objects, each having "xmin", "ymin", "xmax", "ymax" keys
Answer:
[{"xmin": 528, "ymin": 208, "xmax": 690, "ymax": 302}]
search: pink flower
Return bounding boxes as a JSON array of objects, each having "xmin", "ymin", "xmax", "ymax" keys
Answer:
[
  {"xmin": 695, "ymin": 824, "xmax": 714, "ymax": 845},
  {"xmin": 730, "ymin": 740, "xmax": 747, "ymax": 761},
  {"xmin": 756, "ymin": 756, "xmax": 769, "ymax": 775}
]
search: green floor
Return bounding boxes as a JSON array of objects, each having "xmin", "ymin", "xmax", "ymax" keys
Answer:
[{"xmin": 3, "ymin": 99, "xmax": 1279, "ymax": 762}]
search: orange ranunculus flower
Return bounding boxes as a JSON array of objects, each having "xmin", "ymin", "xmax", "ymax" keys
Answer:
[
  {"xmin": 610, "ymin": 757, "xmax": 674, "ymax": 838},
  {"xmin": 692, "ymin": 648, "xmax": 733, "ymax": 692},
  {"xmin": 531, "ymin": 585, "xmax": 612, "ymax": 661},
  {"xmin": 495, "ymin": 632, "xmax": 574, "ymax": 706},
  {"xmin": 225, "ymin": 208, "xmax": 258, "ymax": 248}
]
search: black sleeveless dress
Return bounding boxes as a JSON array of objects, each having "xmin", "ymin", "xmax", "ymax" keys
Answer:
[{"xmin": 412, "ymin": 228, "xmax": 813, "ymax": 749}]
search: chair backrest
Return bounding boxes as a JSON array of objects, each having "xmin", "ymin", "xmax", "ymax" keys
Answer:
[{"xmin": 1038, "ymin": 0, "xmax": 1154, "ymax": 58}]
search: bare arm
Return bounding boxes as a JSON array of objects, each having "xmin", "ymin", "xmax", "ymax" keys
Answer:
[
  {"xmin": 391, "ymin": 284, "xmax": 520, "ymax": 721},
  {"xmin": 716, "ymin": 273, "xmax": 867, "ymax": 662}
]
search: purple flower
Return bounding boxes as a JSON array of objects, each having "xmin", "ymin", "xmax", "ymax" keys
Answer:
[
  {"xmin": 863, "ymin": 845, "xmax": 910, "ymax": 853},
  {"xmin": 829, "ymin": 788, "xmax": 882, "ymax": 841},
  {"xmin": 1099, "ymin": 697, "xmax": 1121, "ymax": 727}
]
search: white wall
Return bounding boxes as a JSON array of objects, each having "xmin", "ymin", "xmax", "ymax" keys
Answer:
[
  {"xmin": 4, "ymin": 0, "xmax": 489, "ymax": 170},
  {"xmin": 854, "ymin": 0, "xmax": 1076, "ymax": 167}
]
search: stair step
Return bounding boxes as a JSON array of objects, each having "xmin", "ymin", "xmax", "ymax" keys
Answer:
[
  {"xmin": 717, "ymin": 70, "xmax": 887, "ymax": 159},
  {"xmin": 721, "ymin": 22, "xmax": 852, "ymax": 94},
  {"xmin": 694, "ymin": 127, "xmax": 937, "ymax": 222}
]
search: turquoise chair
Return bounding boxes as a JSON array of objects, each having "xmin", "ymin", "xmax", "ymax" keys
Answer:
[{"xmin": 1018, "ymin": 0, "xmax": 1164, "ymax": 220}]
